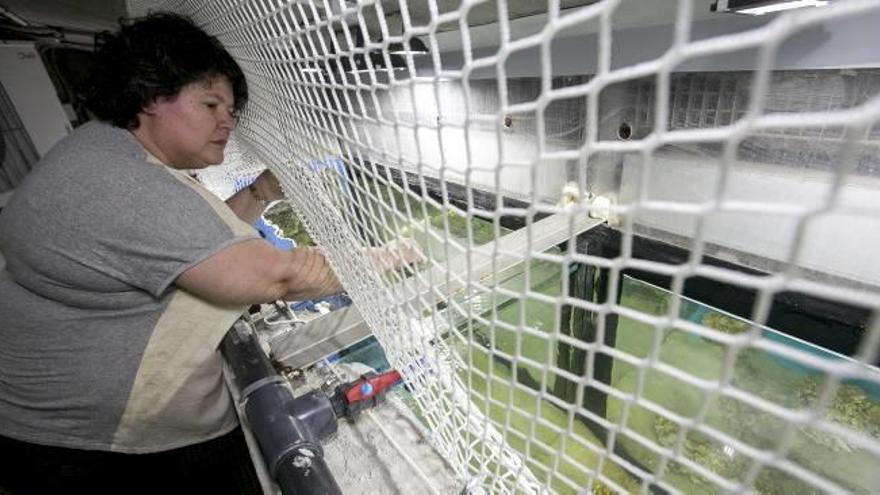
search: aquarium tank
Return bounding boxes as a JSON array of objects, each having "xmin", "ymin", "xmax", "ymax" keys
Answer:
[{"xmin": 448, "ymin": 264, "xmax": 880, "ymax": 494}]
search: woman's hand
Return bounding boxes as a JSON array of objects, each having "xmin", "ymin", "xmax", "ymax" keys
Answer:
[
  {"xmin": 368, "ymin": 238, "xmax": 425, "ymax": 271},
  {"xmin": 226, "ymin": 169, "xmax": 285, "ymax": 223},
  {"xmin": 251, "ymin": 169, "xmax": 284, "ymax": 203}
]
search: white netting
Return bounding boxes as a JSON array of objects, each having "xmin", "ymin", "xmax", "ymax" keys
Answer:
[
  {"xmin": 129, "ymin": 1, "xmax": 880, "ymax": 493},
  {"xmin": 196, "ymin": 135, "xmax": 266, "ymax": 198}
]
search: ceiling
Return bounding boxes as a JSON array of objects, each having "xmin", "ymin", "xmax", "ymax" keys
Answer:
[{"xmin": 0, "ymin": 0, "xmax": 723, "ymax": 51}]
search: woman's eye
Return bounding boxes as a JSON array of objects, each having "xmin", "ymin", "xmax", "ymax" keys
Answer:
[{"xmin": 204, "ymin": 102, "xmax": 219, "ymax": 109}]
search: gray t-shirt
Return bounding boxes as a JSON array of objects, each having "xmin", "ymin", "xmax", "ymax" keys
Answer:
[{"xmin": 0, "ymin": 121, "xmax": 259, "ymax": 453}]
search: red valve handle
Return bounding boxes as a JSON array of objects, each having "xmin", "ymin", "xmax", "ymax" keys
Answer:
[{"xmin": 343, "ymin": 370, "xmax": 402, "ymax": 404}]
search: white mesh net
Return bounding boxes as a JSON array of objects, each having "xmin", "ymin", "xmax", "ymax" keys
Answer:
[{"xmin": 129, "ymin": 1, "xmax": 880, "ymax": 493}]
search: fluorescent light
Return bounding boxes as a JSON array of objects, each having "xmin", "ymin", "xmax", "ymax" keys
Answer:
[
  {"xmin": 347, "ymin": 67, "xmax": 407, "ymax": 74},
  {"xmin": 388, "ymin": 38, "xmax": 429, "ymax": 56},
  {"xmin": 735, "ymin": 0, "xmax": 828, "ymax": 16}
]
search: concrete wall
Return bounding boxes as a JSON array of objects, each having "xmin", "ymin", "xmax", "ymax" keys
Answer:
[{"xmin": 592, "ymin": 68, "xmax": 880, "ymax": 288}]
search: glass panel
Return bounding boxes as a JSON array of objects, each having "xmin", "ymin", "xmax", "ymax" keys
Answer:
[{"xmin": 441, "ymin": 268, "xmax": 880, "ymax": 493}]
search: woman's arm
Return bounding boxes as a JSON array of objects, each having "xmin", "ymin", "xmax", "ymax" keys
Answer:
[
  {"xmin": 225, "ymin": 170, "xmax": 284, "ymax": 224},
  {"xmin": 176, "ymin": 240, "xmax": 343, "ymax": 305}
]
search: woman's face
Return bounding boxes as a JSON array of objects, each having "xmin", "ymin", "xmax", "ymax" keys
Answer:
[{"xmin": 139, "ymin": 76, "xmax": 236, "ymax": 168}]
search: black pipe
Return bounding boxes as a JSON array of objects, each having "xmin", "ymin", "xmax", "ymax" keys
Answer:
[
  {"xmin": 222, "ymin": 321, "xmax": 281, "ymax": 394},
  {"xmin": 275, "ymin": 444, "xmax": 341, "ymax": 495},
  {"xmin": 221, "ymin": 321, "xmax": 341, "ymax": 495}
]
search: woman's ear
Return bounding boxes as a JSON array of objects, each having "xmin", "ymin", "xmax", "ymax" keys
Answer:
[
  {"xmin": 132, "ymin": 97, "xmax": 164, "ymax": 130},
  {"xmin": 142, "ymin": 93, "xmax": 177, "ymax": 115},
  {"xmin": 141, "ymin": 99, "xmax": 160, "ymax": 116}
]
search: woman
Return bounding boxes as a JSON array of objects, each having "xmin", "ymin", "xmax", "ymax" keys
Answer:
[{"xmin": 0, "ymin": 13, "xmax": 343, "ymax": 493}]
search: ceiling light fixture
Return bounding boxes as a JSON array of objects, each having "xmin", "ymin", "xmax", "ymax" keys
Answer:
[
  {"xmin": 388, "ymin": 37, "xmax": 429, "ymax": 56},
  {"xmin": 712, "ymin": 0, "xmax": 829, "ymax": 16},
  {"xmin": 298, "ymin": 63, "xmax": 324, "ymax": 74},
  {"xmin": 342, "ymin": 31, "xmax": 411, "ymax": 75}
]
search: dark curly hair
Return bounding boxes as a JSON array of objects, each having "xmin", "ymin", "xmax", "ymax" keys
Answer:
[{"xmin": 86, "ymin": 13, "xmax": 247, "ymax": 128}]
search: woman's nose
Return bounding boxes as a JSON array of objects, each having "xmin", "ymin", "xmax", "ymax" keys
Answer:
[{"xmin": 218, "ymin": 109, "xmax": 236, "ymax": 129}]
